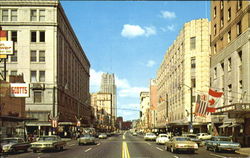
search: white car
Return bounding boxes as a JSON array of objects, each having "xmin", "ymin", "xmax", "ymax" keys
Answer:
[
  {"xmin": 144, "ymin": 133, "xmax": 157, "ymax": 141},
  {"xmin": 156, "ymin": 134, "xmax": 171, "ymax": 144},
  {"xmin": 196, "ymin": 133, "xmax": 212, "ymax": 140},
  {"xmin": 98, "ymin": 133, "xmax": 107, "ymax": 139}
]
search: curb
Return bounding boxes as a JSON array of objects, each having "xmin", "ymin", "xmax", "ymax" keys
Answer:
[{"xmin": 236, "ymin": 150, "xmax": 250, "ymax": 156}]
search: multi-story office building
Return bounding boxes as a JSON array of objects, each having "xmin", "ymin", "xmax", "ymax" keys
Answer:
[
  {"xmin": 0, "ymin": 0, "xmax": 90, "ymax": 135},
  {"xmin": 139, "ymin": 91, "xmax": 150, "ymax": 131},
  {"xmin": 156, "ymin": 19, "xmax": 211, "ymax": 133},
  {"xmin": 149, "ymin": 79, "xmax": 157, "ymax": 129},
  {"xmin": 210, "ymin": 1, "xmax": 250, "ymax": 146},
  {"xmin": 100, "ymin": 73, "xmax": 117, "ymax": 122}
]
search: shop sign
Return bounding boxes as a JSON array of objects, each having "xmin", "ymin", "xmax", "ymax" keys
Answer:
[
  {"xmin": 0, "ymin": 41, "xmax": 13, "ymax": 55},
  {"xmin": 10, "ymin": 83, "xmax": 30, "ymax": 97}
]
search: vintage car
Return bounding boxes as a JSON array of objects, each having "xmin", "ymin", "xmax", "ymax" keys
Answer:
[
  {"xmin": 182, "ymin": 134, "xmax": 202, "ymax": 146},
  {"xmin": 205, "ymin": 136, "xmax": 240, "ymax": 152},
  {"xmin": 98, "ymin": 133, "xmax": 107, "ymax": 139},
  {"xmin": 31, "ymin": 135, "xmax": 66, "ymax": 153},
  {"xmin": 0, "ymin": 137, "xmax": 31, "ymax": 153},
  {"xmin": 196, "ymin": 133, "xmax": 212, "ymax": 140},
  {"xmin": 132, "ymin": 132, "xmax": 138, "ymax": 136},
  {"xmin": 165, "ymin": 136, "xmax": 198, "ymax": 153},
  {"xmin": 78, "ymin": 134, "xmax": 97, "ymax": 145},
  {"xmin": 156, "ymin": 134, "xmax": 170, "ymax": 145},
  {"xmin": 144, "ymin": 133, "xmax": 157, "ymax": 141}
]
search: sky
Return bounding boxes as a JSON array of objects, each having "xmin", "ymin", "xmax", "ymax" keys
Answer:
[{"xmin": 61, "ymin": 1, "xmax": 210, "ymax": 121}]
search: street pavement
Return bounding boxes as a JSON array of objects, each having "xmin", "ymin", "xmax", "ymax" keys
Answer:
[{"xmin": 2, "ymin": 132, "xmax": 248, "ymax": 158}]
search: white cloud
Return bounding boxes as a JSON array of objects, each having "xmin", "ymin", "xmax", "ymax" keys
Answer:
[
  {"xmin": 160, "ymin": 11, "xmax": 176, "ymax": 19},
  {"xmin": 119, "ymin": 87, "xmax": 148, "ymax": 98},
  {"xmin": 90, "ymin": 69, "xmax": 103, "ymax": 92},
  {"xmin": 146, "ymin": 60, "xmax": 156, "ymax": 67},
  {"xmin": 160, "ymin": 25, "xmax": 175, "ymax": 32},
  {"xmin": 121, "ymin": 24, "xmax": 156, "ymax": 38}
]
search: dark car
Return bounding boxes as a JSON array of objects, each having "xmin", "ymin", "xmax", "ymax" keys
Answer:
[{"xmin": 1, "ymin": 137, "xmax": 31, "ymax": 153}]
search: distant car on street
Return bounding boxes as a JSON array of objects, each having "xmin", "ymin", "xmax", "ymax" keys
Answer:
[
  {"xmin": 78, "ymin": 134, "xmax": 97, "ymax": 145},
  {"xmin": 31, "ymin": 135, "xmax": 66, "ymax": 153},
  {"xmin": 205, "ymin": 136, "xmax": 240, "ymax": 152},
  {"xmin": 132, "ymin": 132, "xmax": 138, "ymax": 136},
  {"xmin": 144, "ymin": 133, "xmax": 157, "ymax": 141},
  {"xmin": 98, "ymin": 133, "xmax": 107, "ymax": 139},
  {"xmin": 156, "ymin": 134, "xmax": 170, "ymax": 145},
  {"xmin": 165, "ymin": 136, "xmax": 198, "ymax": 153},
  {"xmin": 1, "ymin": 137, "xmax": 31, "ymax": 153},
  {"xmin": 196, "ymin": 133, "xmax": 212, "ymax": 140}
]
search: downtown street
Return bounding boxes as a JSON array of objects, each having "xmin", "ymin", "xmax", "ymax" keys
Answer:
[{"xmin": 3, "ymin": 132, "xmax": 247, "ymax": 158}]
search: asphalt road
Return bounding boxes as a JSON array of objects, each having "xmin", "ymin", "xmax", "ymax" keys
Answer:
[{"xmin": 2, "ymin": 132, "xmax": 248, "ymax": 158}]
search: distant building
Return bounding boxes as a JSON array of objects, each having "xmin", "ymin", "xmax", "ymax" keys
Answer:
[
  {"xmin": 100, "ymin": 73, "xmax": 117, "ymax": 125},
  {"xmin": 140, "ymin": 91, "xmax": 150, "ymax": 130},
  {"xmin": 0, "ymin": 0, "xmax": 91, "ymax": 136},
  {"xmin": 149, "ymin": 79, "xmax": 157, "ymax": 129},
  {"xmin": 210, "ymin": 1, "xmax": 250, "ymax": 146},
  {"xmin": 122, "ymin": 121, "xmax": 132, "ymax": 130}
]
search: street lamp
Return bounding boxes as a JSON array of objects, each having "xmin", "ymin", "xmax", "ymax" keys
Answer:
[{"xmin": 179, "ymin": 83, "xmax": 193, "ymax": 133}]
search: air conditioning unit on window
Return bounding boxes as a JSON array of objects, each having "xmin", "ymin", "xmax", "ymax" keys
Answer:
[{"xmin": 31, "ymin": 83, "xmax": 45, "ymax": 90}]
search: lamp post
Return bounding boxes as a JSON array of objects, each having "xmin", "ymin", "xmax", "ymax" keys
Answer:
[{"xmin": 179, "ymin": 84, "xmax": 193, "ymax": 133}]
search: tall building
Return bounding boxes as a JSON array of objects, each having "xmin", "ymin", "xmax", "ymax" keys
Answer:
[
  {"xmin": 0, "ymin": 0, "xmax": 91, "ymax": 135},
  {"xmin": 100, "ymin": 73, "xmax": 117, "ymax": 122},
  {"xmin": 210, "ymin": 1, "xmax": 250, "ymax": 146},
  {"xmin": 156, "ymin": 19, "xmax": 211, "ymax": 133},
  {"xmin": 139, "ymin": 91, "xmax": 150, "ymax": 131},
  {"xmin": 149, "ymin": 79, "xmax": 157, "ymax": 129}
]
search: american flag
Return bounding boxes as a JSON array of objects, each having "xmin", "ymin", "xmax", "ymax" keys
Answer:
[{"xmin": 195, "ymin": 94, "xmax": 209, "ymax": 116}]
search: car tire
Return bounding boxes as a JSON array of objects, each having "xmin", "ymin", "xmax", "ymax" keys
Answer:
[{"xmin": 33, "ymin": 149, "xmax": 37, "ymax": 153}]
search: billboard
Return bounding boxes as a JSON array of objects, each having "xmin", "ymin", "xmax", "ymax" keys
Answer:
[
  {"xmin": 0, "ymin": 41, "xmax": 13, "ymax": 55},
  {"xmin": 10, "ymin": 83, "xmax": 30, "ymax": 97}
]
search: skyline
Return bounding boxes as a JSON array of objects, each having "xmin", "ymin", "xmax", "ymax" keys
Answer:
[{"xmin": 61, "ymin": 1, "xmax": 211, "ymax": 121}]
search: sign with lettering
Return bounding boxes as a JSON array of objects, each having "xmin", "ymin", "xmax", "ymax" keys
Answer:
[
  {"xmin": 10, "ymin": 83, "xmax": 30, "ymax": 97},
  {"xmin": 0, "ymin": 41, "xmax": 13, "ymax": 55}
]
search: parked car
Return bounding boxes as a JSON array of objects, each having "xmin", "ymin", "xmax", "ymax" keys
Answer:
[
  {"xmin": 98, "ymin": 133, "xmax": 107, "ymax": 139},
  {"xmin": 31, "ymin": 135, "xmax": 66, "ymax": 153},
  {"xmin": 156, "ymin": 134, "xmax": 170, "ymax": 145},
  {"xmin": 165, "ymin": 136, "xmax": 198, "ymax": 153},
  {"xmin": 132, "ymin": 132, "xmax": 138, "ymax": 136},
  {"xmin": 196, "ymin": 133, "xmax": 212, "ymax": 140},
  {"xmin": 78, "ymin": 134, "xmax": 97, "ymax": 145},
  {"xmin": 144, "ymin": 133, "xmax": 157, "ymax": 141},
  {"xmin": 182, "ymin": 134, "xmax": 202, "ymax": 146},
  {"xmin": 205, "ymin": 136, "xmax": 240, "ymax": 152},
  {"xmin": 0, "ymin": 137, "xmax": 31, "ymax": 153}
]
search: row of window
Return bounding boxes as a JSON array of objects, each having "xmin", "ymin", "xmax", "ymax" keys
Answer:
[
  {"xmin": 4, "ymin": 30, "xmax": 45, "ymax": 43},
  {"xmin": 213, "ymin": 0, "xmax": 242, "ymax": 19},
  {"xmin": 2, "ymin": 9, "xmax": 45, "ymax": 22},
  {"xmin": 6, "ymin": 50, "xmax": 45, "ymax": 63},
  {"xmin": 3, "ymin": 70, "xmax": 46, "ymax": 82}
]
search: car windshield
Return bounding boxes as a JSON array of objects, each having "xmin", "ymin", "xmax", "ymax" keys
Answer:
[
  {"xmin": 81, "ymin": 134, "xmax": 91, "ymax": 137},
  {"xmin": 160, "ymin": 135, "xmax": 167, "ymax": 137},
  {"xmin": 217, "ymin": 137, "xmax": 232, "ymax": 141},
  {"xmin": 147, "ymin": 133, "xmax": 155, "ymax": 136},
  {"xmin": 175, "ymin": 137, "xmax": 190, "ymax": 141},
  {"xmin": 38, "ymin": 137, "xmax": 57, "ymax": 141},
  {"xmin": 187, "ymin": 135, "xmax": 197, "ymax": 138},
  {"xmin": 1, "ymin": 139, "xmax": 18, "ymax": 144}
]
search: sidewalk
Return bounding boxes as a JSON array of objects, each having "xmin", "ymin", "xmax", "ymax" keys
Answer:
[{"xmin": 236, "ymin": 148, "xmax": 250, "ymax": 156}]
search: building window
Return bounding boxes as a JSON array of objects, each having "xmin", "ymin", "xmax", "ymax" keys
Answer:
[
  {"xmin": 30, "ymin": 50, "xmax": 37, "ymax": 62},
  {"xmin": 30, "ymin": 71, "xmax": 37, "ymax": 82},
  {"xmin": 39, "ymin": 31, "xmax": 45, "ymax": 42},
  {"xmin": 39, "ymin": 71, "xmax": 45, "ymax": 82},
  {"xmin": 39, "ymin": 10, "xmax": 45, "ymax": 21},
  {"xmin": 11, "ymin": 10, "xmax": 17, "ymax": 21},
  {"xmin": 228, "ymin": 8, "xmax": 231, "ymax": 21},
  {"xmin": 31, "ymin": 31, "xmax": 37, "ymax": 42},
  {"xmin": 238, "ymin": 50, "xmax": 242, "ymax": 62},
  {"xmin": 221, "ymin": 62, "xmax": 224, "ymax": 71},
  {"xmin": 39, "ymin": 50, "xmax": 45, "ymax": 62},
  {"xmin": 34, "ymin": 91, "xmax": 42, "ymax": 103},
  {"xmin": 190, "ymin": 37, "xmax": 196, "ymax": 50},
  {"xmin": 10, "ymin": 70, "xmax": 17, "ymax": 76},
  {"xmin": 11, "ymin": 31, "xmax": 17, "ymax": 42},
  {"xmin": 2, "ymin": 9, "xmax": 8, "ymax": 21},
  {"xmin": 220, "ymin": 0, "xmax": 224, "ymax": 10},
  {"xmin": 213, "ymin": 7, "xmax": 217, "ymax": 18},
  {"xmin": 227, "ymin": 30, "xmax": 231, "ymax": 43},
  {"xmin": 191, "ymin": 78, "xmax": 196, "ymax": 88},
  {"xmin": 191, "ymin": 57, "xmax": 196, "ymax": 68},
  {"xmin": 10, "ymin": 51, "xmax": 17, "ymax": 62},
  {"xmin": 228, "ymin": 84, "xmax": 232, "ymax": 104},
  {"xmin": 237, "ymin": 21, "xmax": 242, "ymax": 36},
  {"xmin": 214, "ymin": 44, "xmax": 217, "ymax": 54},
  {"xmin": 228, "ymin": 57, "xmax": 232, "ymax": 71},
  {"xmin": 30, "ymin": 10, "xmax": 37, "ymax": 21},
  {"xmin": 214, "ymin": 67, "xmax": 217, "ymax": 78},
  {"xmin": 214, "ymin": 24, "xmax": 217, "ymax": 35},
  {"xmin": 220, "ymin": 16, "xmax": 224, "ymax": 28},
  {"xmin": 237, "ymin": 0, "xmax": 242, "ymax": 10}
]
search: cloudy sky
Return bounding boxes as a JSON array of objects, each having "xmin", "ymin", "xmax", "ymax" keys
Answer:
[{"xmin": 61, "ymin": 1, "xmax": 210, "ymax": 121}]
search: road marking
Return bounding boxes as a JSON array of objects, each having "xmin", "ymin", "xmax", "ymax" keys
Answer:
[
  {"xmin": 156, "ymin": 147, "xmax": 164, "ymax": 151},
  {"xmin": 122, "ymin": 141, "xmax": 131, "ymax": 158},
  {"xmin": 147, "ymin": 142, "xmax": 151, "ymax": 145},
  {"xmin": 173, "ymin": 156, "xmax": 179, "ymax": 158},
  {"xmin": 210, "ymin": 153, "xmax": 226, "ymax": 158},
  {"xmin": 84, "ymin": 148, "xmax": 92, "ymax": 152},
  {"xmin": 123, "ymin": 135, "xmax": 126, "ymax": 140},
  {"xmin": 97, "ymin": 143, "xmax": 101, "ymax": 146}
]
